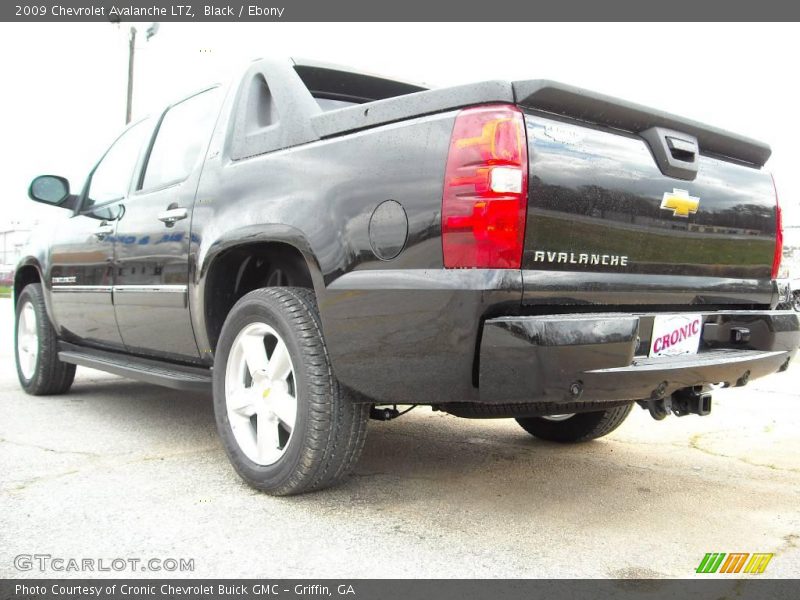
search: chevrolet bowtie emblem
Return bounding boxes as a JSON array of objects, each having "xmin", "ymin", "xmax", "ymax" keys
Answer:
[{"xmin": 661, "ymin": 188, "xmax": 700, "ymax": 217}]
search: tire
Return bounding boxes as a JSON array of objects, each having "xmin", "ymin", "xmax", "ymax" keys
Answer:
[
  {"xmin": 212, "ymin": 287, "xmax": 369, "ymax": 495},
  {"xmin": 442, "ymin": 399, "xmax": 632, "ymax": 419},
  {"xmin": 515, "ymin": 403, "xmax": 633, "ymax": 443},
  {"xmin": 14, "ymin": 283, "xmax": 76, "ymax": 395},
  {"xmin": 793, "ymin": 292, "xmax": 800, "ymax": 313}
]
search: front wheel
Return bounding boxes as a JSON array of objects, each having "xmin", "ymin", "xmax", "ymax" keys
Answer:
[
  {"xmin": 212, "ymin": 287, "xmax": 369, "ymax": 495},
  {"xmin": 15, "ymin": 283, "xmax": 76, "ymax": 396},
  {"xmin": 516, "ymin": 404, "xmax": 633, "ymax": 443}
]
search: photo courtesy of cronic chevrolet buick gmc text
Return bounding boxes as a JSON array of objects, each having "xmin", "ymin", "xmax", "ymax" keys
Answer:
[{"xmin": 14, "ymin": 58, "xmax": 799, "ymax": 495}]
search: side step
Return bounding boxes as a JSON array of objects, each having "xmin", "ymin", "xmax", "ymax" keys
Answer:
[{"xmin": 58, "ymin": 343, "xmax": 212, "ymax": 392}]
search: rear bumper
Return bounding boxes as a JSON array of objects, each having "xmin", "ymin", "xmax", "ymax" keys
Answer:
[{"xmin": 479, "ymin": 311, "xmax": 800, "ymax": 404}]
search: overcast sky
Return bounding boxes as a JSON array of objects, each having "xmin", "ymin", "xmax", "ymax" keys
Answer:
[{"xmin": 1, "ymin": 22, "xmax": 798, "ymax": 232}]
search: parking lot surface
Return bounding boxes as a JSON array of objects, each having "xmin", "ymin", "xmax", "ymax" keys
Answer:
[{"xmin": 1, "ymin": 298, "xmax": 799, "ymax": 578}]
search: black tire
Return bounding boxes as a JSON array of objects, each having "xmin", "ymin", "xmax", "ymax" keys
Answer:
[
  {"xmin": 14, "ymin": 283, "xmax": 76, "ymax": 396},
  {"xmin": 442, "ymin": 399, "xmax": 632, "ymax": 419},
  {"xmin": 793, "ymin": 291, "xmax": 800, "ymax": 313},
  {"xmin": 213, "ymin": 287, "xmax": 369, "ymax": 495},
  {"xmin": 515, "ymin": 404, "xmax": 633, "ymax": 443}
]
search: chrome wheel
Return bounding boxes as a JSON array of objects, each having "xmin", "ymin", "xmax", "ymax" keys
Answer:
[
  {"xmin": 225, "ymin": 322, "xmax": 298, "ymax": 466},
  {"xmin": 17, "ymin": 301, "xmax": 39, "ymax": 380},
  {"xmin": 542, "ymin": 413, "xmax": 575, "ymax": 422}
]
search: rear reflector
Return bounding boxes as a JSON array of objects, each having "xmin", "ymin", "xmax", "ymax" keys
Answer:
[
  {"xmin": 771, "ymin": 174, "xmax": 783, "ymax": 280},
  {"xmin": 442, "ymin": 104, "xmax": 528, "ymax": 268}
]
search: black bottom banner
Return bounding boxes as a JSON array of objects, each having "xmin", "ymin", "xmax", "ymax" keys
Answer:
[{"xmin": 1, "ymin": 579, "xmax": 799, "ymax": 600}]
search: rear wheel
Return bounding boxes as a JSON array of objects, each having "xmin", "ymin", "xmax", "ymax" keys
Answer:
[
  {"xmin": 213, "ymin": 287, "xmax": 369, "ymax": 495},
  {"xmin": 14, "ymin": 283, "xmax": 76, "ymax": 395},
  {"xmin": 516, "ymin": 404, "xmax": 633, "ymax": 443}
]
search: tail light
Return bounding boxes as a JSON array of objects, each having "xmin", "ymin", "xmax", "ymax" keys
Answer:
[
  {"xmin": 441, "ymin": 104, "xmax": 528, "ymax": 268},
  {"xmin": 771, "ymin": 174, "xmax": 783, "ymax": 280}
]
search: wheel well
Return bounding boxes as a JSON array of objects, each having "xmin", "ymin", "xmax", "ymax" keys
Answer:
[
  {"xmin": 14, "ymin": 265, "xmax": 41, "ymax": 305},
  {"xmin": 205, "ymin": 242, "xmax": 314, "ymax": 351}
]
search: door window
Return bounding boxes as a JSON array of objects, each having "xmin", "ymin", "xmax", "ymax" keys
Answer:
[
  {"xmin": 85, "ymin": 119, "xmax": 150, "ymax": 209},
  {"xmin": 140, "ymin": 88, "xmax": 222, "ymax": 192}
]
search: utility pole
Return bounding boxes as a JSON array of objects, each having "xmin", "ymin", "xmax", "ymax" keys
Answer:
[
  {"xmin": 125, "ymin": 26, "xmax": 136, "ymax": 124},
  {"xmin": 123, "ymin": 23, "xmax": 158, "ymax": 124}
]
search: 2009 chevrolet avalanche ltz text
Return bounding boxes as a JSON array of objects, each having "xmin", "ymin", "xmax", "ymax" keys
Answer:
[{"xmin": 14, "ymin": 58, "xmax": 799, "ymax": 494}]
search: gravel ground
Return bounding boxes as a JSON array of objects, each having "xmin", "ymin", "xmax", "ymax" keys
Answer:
[{"xmin": 1, "ymin": 298, "xmax": 799, "ymax": 578}]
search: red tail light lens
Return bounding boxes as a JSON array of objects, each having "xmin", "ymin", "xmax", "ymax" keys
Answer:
[
  {"xmin": 442, "ymin": 104, "xmax": 528, "ymax": 268},
  {"xmin": 771, "ymin": 174, "xmax": 783, "ymax": 280}
]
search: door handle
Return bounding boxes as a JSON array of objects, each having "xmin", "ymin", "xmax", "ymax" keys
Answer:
[
  {"xmin": 94, "ymin": 222, "xmax": 114, "ymax": 239},
  {"xmin": 158, "ymin": 207, "xmax": 188, "ymax": 227}
]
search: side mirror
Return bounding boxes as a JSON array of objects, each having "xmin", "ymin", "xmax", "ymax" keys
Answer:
[{"xmin": 28, "ymin": 175, "xmax": 77, "ymax": 209}]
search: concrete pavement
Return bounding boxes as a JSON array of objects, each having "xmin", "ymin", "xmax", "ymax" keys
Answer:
[{"xmin": 1, "ymin": 298, "xmax": 799, "ymax": 578}]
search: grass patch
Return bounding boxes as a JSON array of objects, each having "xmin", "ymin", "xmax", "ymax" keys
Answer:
[{"xmin": 0, "ymin": 286, "xmax": 11, "ymax": 298}]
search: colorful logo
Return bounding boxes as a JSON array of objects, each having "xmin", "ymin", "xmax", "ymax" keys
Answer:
[
  {"xmin": 661, "ymin": 188, "xmax": 700, "ymax": 217},
  {"xmin": 696, "ymin": 553, "xmax": 774, "ymax": 574}
]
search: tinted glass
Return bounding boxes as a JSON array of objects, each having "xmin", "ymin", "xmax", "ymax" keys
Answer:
[
  {"xmin": 141, "ymin": 88, "xmax": 221, "ymax": 192},
  {"xmin": 86, "ymin": 120, "xmax": 150, "ymax": 207}
]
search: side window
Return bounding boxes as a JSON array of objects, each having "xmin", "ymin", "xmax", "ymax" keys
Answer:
[
  {"xmin": 85, "ymin": 119, "xmax": 150, "ymax": 208},
  {"xmin": 140, "ymin": 88, "xmax": 221, "ymax": 192}
]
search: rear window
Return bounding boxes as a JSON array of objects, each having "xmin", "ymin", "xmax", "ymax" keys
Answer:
[{"xmin": 141, "ymin": 88, "xmax": 221, "ymax": 192}]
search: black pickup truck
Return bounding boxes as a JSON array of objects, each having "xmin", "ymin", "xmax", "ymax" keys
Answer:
[{"xmin": 15, "ymin": 58, "xmax": 799, "ymax": 494}]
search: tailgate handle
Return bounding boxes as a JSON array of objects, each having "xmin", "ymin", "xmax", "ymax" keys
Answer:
[
  {"xmin": 641, "ymin": 127, "xmax": 699, "ymax": 181},
  {"xmin": 666, "ymin": 136, "xmax": 697, "ymax": 161}
]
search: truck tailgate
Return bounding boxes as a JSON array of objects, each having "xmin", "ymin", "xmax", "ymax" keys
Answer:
[{"xmin": 514, "ymin": 82, "xmax": 778, "ymax": 285}]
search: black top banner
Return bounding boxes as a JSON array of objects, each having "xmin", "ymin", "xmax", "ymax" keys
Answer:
[{"xmin": 4, "ymin": 0, "xmax": 800, "ymax": 22}]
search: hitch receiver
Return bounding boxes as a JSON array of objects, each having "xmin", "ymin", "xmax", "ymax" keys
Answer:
[
  {"xmin": 671, "ymin": 388, "xmax": 712, "ymax": 417},
  {"xmin": 639, "ymin": 387, "xmax": 712, "ymax": 419}
]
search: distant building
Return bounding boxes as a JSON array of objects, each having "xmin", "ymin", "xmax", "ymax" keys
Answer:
[
  {"xmin": 784, "ymin": 226, "xmax": 800, "ymax": 280},
  {"xmin": 0, "ymin": 225, "xmax": 33, "ymax": 269}
]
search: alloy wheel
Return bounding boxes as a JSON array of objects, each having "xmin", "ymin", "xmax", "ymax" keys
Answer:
[
  {"xmin": 17, "ymin": 301, "xmax": 39, "ymax": 380},
  {"xmin": 224, "ymin": 322, "xmax": 298, "ymax": 466}
]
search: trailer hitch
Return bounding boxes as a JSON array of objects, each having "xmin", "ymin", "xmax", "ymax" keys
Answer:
[
  {"xmin": 639, "ymin": 387, "xmax": 712, "ymax": 420},
  {"xmin": 671, "ymin": 388, "xmax": 712, "ymax": 417}
]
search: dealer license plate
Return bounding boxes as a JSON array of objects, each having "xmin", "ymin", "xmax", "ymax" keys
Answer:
[{"xmin": 649, "ymin": 314, "xmax": 703, "ymax": 358}]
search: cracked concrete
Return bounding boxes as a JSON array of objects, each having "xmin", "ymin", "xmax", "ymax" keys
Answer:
[
  {"xmin": 1, "ymin": 298, "xmax": 799, "ymax": 578},
  {"xmin": 0, "ymin": 436, "xmax": 108, "ymax": 456},
  {"xmin": 686, "ymin": 432, "xmax": 800, "ymax": 473}
]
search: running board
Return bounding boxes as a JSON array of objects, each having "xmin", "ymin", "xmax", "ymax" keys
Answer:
[{"xmin": 58, "ymin": 343, "xmax": 212, "ymax": 392}]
